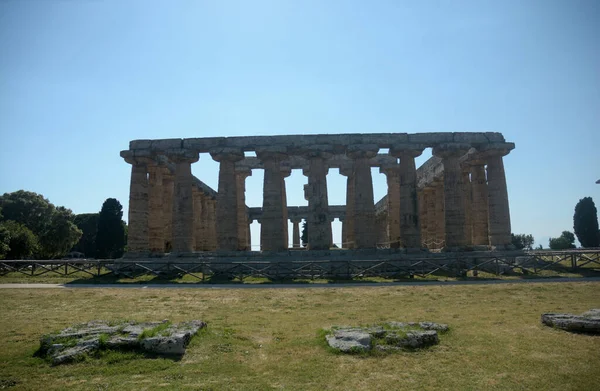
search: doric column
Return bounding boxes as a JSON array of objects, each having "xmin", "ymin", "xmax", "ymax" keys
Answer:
[
  {"xmin": 424, "ymin": 187, "xmax": 437, "ymax": 249},
  {"xmin": 162, "ymin": 168, "xmax": 174, "ymax": 252},
  {"xmin": 257, "ymin": 147, "xmax": 287, "ymax": 252},
  {"xmin": 147, "ymin": 163, "xmax": 164, "ymax": 252},
  {"xmin": 205, "ymin": 197, "xmax": 218, "ymax": 251},
  {"xmin": 470, "ymin": 161, "xmax": 489, "ymax": 246},
  {"xmin": 418, "ymin": 190, "xmax": 427, "ymax": 247},
  {"xmin": 281, "ymin": 167, "xmax": 291, "ymax": 249},
  {"xmin": 433, "ymin": 179, "xmax": 445, "ymax": 249},
  {"xmin": 339, "ymin": 164, "xmax": 355, "ymax": 249},
  {"xmin": 433, "ymin": 144, "xmax": 469, "ymax": 250},
  {"xmin": 482, "ymin": 144, "xmax": 514, "ymax": 249},
  {"xmin": 123, "ymin": 156, "xmax": 149, "ymax": 252},
  {"xmin": 170, "ymin": 150, "xmax": 199, "ymax": 252},
  {"xmin": 462, "ymin": 167, "xmax": 472, "ymax": 246},
  {"xmin": 302, "ymin": 146, "xmax": 333, "ymax": 250},
  {"xmin": 292, "ymin": 218, "xmax": 301, "ymax": 248},
  {"xmin": 379, "ymin": 165, "xmax": 401, "ymax": 248},
  {"xmin": 347, "ymin": 144, "xmax": 378, "ymax": 249},
  {"xmin": 211, "ymin": 148, "xmax": 244, "ymax": 251},
  {"xmin": 391, "ymin": 147, "xmax": 424, "ymax": 249},
  {"xmin": 235, "ymin": 169, "xmax": 252, "ymax": 251},
  {"xmin": 192, "ymin": 186, "xmax": 203, "ymax": 251}
]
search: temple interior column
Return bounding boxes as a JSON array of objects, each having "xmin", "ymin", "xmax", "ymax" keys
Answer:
[
  {"xmin": 380, "ymin": 165, "xmax": 401, "ymax": 248},
  {"xmin": 257, "ymin": 148, "xmax": 287, "ymax": 252},
  {"xmin": 395, "ymin": 148, "xmax": 423, "ymax": 249},
  {"xmin": 433, "ymin": 145, "xmax": 469, "ymax": 250},
  {"xmin": 171, "ymin": 152, "xmax": 199, "ymax": 252},
  {"xmin": 205, "ymin": 197, "xmax": 218, "ymax": 250},
  {"xmin": 470, "ymin": 162, "xmax": 489, "ymax": 246},
  {"xmin": 485, "ymin": 149, "xmax": 513, "ymax": 249},
  {"xmin": 124, "ymin": 157, "xmax": 149, "ymax": 252},
  {"xmin": 418, "ymin": 190, "xmax": 427, "ymax": 247},
  {"xmin": 236, "ymin": 169, "xmax": 252, "ymax": 250},
  {"xmin": 162, "ymin": 168, "xmax": 174, "ymax": 252},
  {"xmin": 347, "ymin": 145, "xmax": 378, "ymax": 249},
  {"xmin": 192, "ymin": 186, "xmax": 202, "ymax": 251},
  {"xmin": 433, "ymin": 179, "xmax": 445, "ymax": 249},
  {"xmin": 147, "ymin": 163, "xmax": 164, "ymax": 252},
  {"xmin": 461, "ymin": 167, "xmax": 472, "ymax": 246},
  {"xmin": 281, "ymin": 168, "xmax": 291, "ymax": 249},
  {"xmin": 292, "ymin": 218, "xmax": 301, "ymax": 248}
]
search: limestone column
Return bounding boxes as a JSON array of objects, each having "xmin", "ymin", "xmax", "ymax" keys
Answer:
[
  {"xmin": 470, "ymin": 161, "xmax": 489, "ymax": 246},
  {"xmin": 347, "ymin": 144, "xmax": 378, "ymax": 249},
  {"xmin": 462, "ymin": 168, "xmax": 472, "ymax": 246},
  {"xmin": 211, "ymin": 148, "xmax": 244, "ymax": 251},
  {"xmin": 340, "ymin": 164, "xmax": 355, "ymax": 249},
  {"xmin": 197, "ymin": 192, "xmax": 209, "ymax": 251},
  {"xmin": 147, "ymin": 163, "xmax": 164, "ymax": 252},
  {"xmin": 205, "ymin": 197, "xmax": 218, "ymax": 250},
  {"xmin": 292, "ymin": 218, "xmax": 301, "ymax": 248},
  {"xmin": 257, "ymin": 147, "xmax": 287, "ymax": 252},
  {"xmin": 192, "ymin": 186, "xmax": 203, "ymax": 251},
  {"xmin": 433, "ymin": 145, "xmax": 469, "ymax": 249},
  {"xmin": 303, "ymin": 147, "xmax": 333, "ymax": 250},
  {"xmin": 171, "ymin": 151, "xmax": 199, "ymax": 252},
  {"xmin": 483, "ymin": 145, "xmax": 514, "ymax": 249},
  {"xmin": 124, "ymin": 157, "xmax": 149, "ymax": 252},
  {"xmin": 281, "ymin": 168, "xmax": 291, "ymax": 249},
  {"xmin": 235, "ymin": 169, "xmax": 252, "ymax": 251},
  {"xmin": 433, "ymin": 179, "xmax": 445, "ymax": 249},
  {"xmin": 379, "ymin": 165, "xmax": 401, "ymax": 248},
  {"xmin": 418, "ymin": 190, "xmax": 427, "ymax": 247},
  {"xmin": 162, "ymin": 168, "xmax": 174, "ymax": 252},
  {"xmin": 340, "ymin": 216, "xmax": 347, "ymax": 247},
  {"xmin": 392, "ymin": 147, "xmax": 424, "ymax": 249},
  {"xmin": 424, "ymin": 187, "xmax": 437, "ymax": 249}
]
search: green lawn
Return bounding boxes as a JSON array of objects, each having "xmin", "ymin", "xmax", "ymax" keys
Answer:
[{"xmin": 0, "ymin": 282, "xmax": 599, "ymax": 390}]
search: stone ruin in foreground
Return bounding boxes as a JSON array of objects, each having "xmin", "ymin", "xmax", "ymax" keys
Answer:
[{"xmin": 120, "ymin": 132, "xmax": 514, "ymax": 256}]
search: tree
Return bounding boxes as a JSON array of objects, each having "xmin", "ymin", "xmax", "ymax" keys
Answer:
[
  {"xmin": 38, "ymin": 207, "xmax": 82, "ymax": 259},
  {"xmin": 0, "ymin": 220, "xmax": 39, "ymax": 259},
  {"xmin": 95, "ymin": 198, "xmax": 126, "ymax": 259},
  {"xmin": 72, "ymin": 213, "xmax": 100, "ymax": 257},
  {"xmin": 0, "ymin": 191, "xmax": 55, "ymax": 237},
  {"xmin": 573, "ymin": 197, "xmax": 600, "ymax": 248},
  {"xmin": 549, "ymin": 231, "xmax": 576, "ymax": 250},
  {"xmin": 511, "ymin": 233, "xmax": 535, "ymax": 250},
  {"xmin": 300, "ymin": 221, "xmax": 308, "ymax": 247},
  {"xmin": 0, "ymin": 223, "xmax": 10, "ymax": 259}
]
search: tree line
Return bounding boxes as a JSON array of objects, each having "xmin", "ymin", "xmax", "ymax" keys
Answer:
[{"xmin": 0, "ymin": 190, "xmax": 127, "ymax": 260}]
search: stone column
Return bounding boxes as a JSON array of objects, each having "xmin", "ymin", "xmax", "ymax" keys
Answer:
[
  {"xmin": 392, "ymin": 147, "xmax": 424, "ymax": 249},
  {"xmin": 192, "ymin": 186, "xmax": 203, "ymax": 251},
  {"xmin": 170, "ymin": 151, "xmax": 199, "ymax": 252},
  {"xmin": 470, "ymin": 161, "xmax": 489, "ymax": 246},
  {"xmin": 211, "ymin": 148, "xmax": 244, "ymax": 251},
  {"xmin": 281, "ymin": 168, "xmax": 291, "ymax": 249},
  {"xmin": 347, "ymin": 144, "xmax": 378, "ymax": 249},
  {"xmin": 205, "ymin": 197, "xmax": 218, "ymax": 251},
  {"xmin": 235, "ymin": 169, "xmax": 252, "ymax": 251},
  {"xmin": 424, "ymin": 187, "xmax": 437, "ymax": 249},
  {"xmin": 379, "ymin": 165, "xmax": 401, "ymax": 248},
  {"xmin": 433, "ymin": 179, "xmax": 445, "ymax": 249},
  {"xmin": 124, "ymin": 157, "xmax": 149, "ymax": 252},
  {"xmin": 433, "ymin": 144, "xmax": 469, "ymax": 250},
  {"xmin": 462, "ymin": 168, "xmax": 472, "ymax": 246},
  {"xmin": 162, "ymin": 168, "xmax": 174, "ymax": 252},
  {"xmin": 292, "ymin": 218, "xmax": 301, "ymax": 248},
  {"xmin": 483, "ymin": 145, "xmax": 514, "ymax": 249},
  {"xmin": 147, "ymin": 163, "xmax": 164, "ymax": 252},
  {"xmin": 257, "ymin": 147, "xmax": 287, "ymax": 252},
  {"xmin": 340, "ymin": 164, "xmax": 355, "ymax": 249},
  {"xmin": 418, "ymin": 190, "xmax": 427, "ymax": 247},
  {"xmin": 197, "ymin": 191, "xmax": 209, "ymax": 251},
  {"xmin": 303, "ymin": 147, "xmax": 333, "ymax": 250}
]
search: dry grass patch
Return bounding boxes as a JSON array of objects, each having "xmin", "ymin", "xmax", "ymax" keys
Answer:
[{"xmin": 0, "ymin": 282, "xmax": 599, "ymax": 390}]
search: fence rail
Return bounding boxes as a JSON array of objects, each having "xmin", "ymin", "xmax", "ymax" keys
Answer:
[{"xmin": 1, "ymin": 250, "xmax": 599, "ymax": 281}]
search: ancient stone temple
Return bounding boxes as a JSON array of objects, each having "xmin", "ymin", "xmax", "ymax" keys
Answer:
[{"xmin": 120, "ymin": 132, "xmax": 514, "ymax": 255}]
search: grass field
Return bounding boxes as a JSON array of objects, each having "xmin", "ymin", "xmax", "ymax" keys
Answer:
[{"xmin": 1, "ymin": 282, "xmax": 599, "ymax": 390}]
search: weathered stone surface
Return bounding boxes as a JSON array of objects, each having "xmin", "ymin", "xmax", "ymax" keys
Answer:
[
  {"xmin": 541, "ymin": 310, "xmax": 600, "ymax": 334},
  {"xmin": 324, "ymin": 321, "xmax": 448, "ymax": 354},
  {"xmin": 37, "ymin": 320, "xmax": 206, "ymax": 365}
]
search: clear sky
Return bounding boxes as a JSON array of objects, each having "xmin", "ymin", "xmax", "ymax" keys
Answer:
[{"xmin": 1, "ymin": 0, "xmax": 598, "ymax": 249}]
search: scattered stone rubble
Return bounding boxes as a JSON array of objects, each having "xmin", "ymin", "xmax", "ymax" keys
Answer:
[
  {"xmin": 324, "ymin": 321, "xmax": 449, "ymax": 353},
  {"xmin": 36, "ymin": 319, "xmax": 206, "ymax": 365},
  {"xmin": 541, "ymin": 309, "xmax": 600, "ymax": 334}
]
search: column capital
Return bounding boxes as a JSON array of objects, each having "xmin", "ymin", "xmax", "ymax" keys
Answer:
[
  {"xmin": 432, "ymin": 143, "xmax": 471, "ymax": 159},
  {"xmin": 379, "ymin": 164, "xmax": 401, "ymax": 176},
  {"xmin": 477, "ymin": 142, "xmax": 515, "ymax": 158},
  {"xmin": 339, "ymin": 163, "xmax": 353, "ymax": 177},
  {"xmin": 389, "ymin": 144, "xmax": 425, "ymax": 158},
  {"xmin": 298, "ymin": 144, "xmax": 334, "ymax": 160},
  {"xmin": 256, "ymin": 146, "xmax": 287, "ymax": 162},
  {"xmin": 290, "ymin": 217, "xmax": 302, "ymax": 224},
  {"xmin": 121, "ymin": 150, "xmax": 158, "ymax": 166},
  {"xmin": 210, "ymin": 147, "xmax": 245, "ymax": 162},
  {"xmin": 235, "ymin": 168, "xmax": 253, "ymax": 178},
  {"xmin": 347, "ymin": 144, "xmax": 379, "ymax": 159}
]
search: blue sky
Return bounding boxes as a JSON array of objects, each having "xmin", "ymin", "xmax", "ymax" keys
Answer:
[{"xmin": 1, "ymin": 0, "xmax": 598, "ymax": 249}]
